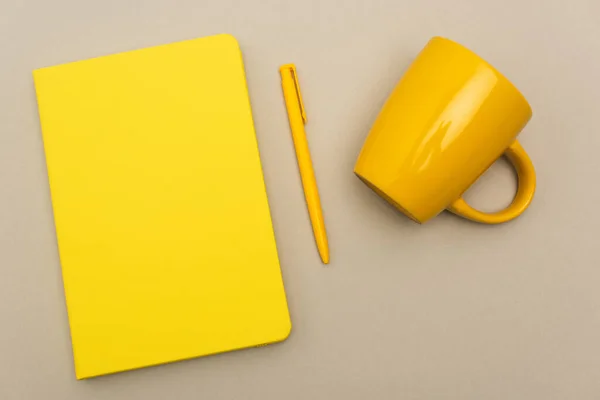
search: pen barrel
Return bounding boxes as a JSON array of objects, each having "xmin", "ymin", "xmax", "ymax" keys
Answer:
[
  {"xmin": 291, "ymin": 128, "xmax": 324, "ymax": 234},
  {"xmin": 291, "ymin": 127, "xmax": 328, "ymax": 261},
  {"xmin": 281, "ymin": 71, "xmax": 329, "ymax": 263}
]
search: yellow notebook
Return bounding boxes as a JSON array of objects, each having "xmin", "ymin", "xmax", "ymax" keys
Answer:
[{"xmin": 34, "ymin": 34, "xmax": 291, "ymax": 379}]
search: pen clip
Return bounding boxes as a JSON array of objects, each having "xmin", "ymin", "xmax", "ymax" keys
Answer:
[{"xmin": 288, "ymin": 65, "xmax": 307, "ymax": 124}]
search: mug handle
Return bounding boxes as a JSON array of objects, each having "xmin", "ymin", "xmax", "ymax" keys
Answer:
[{"xmin": 447, "ymin": 140, "xmax": 536, "ymax": 224}]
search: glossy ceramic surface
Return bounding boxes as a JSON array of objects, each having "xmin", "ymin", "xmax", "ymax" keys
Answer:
[{"xmin": 354, "ymin": 37, "xmax": 536, "ymax": 224}]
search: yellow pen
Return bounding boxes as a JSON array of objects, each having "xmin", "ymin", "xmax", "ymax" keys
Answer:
[{"xmin": 279, "ymin": 64, "xmax": 330, "ymax": 264}]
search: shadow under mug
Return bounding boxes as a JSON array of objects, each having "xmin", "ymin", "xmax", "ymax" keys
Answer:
[{"xmin": 354, "ymin": 37, "xmax": 536, "ymax": 224}]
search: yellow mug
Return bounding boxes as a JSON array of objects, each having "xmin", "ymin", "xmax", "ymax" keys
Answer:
[{"xmin": 354, "ymin": 37, "xmax": 536, "ymax": 224}]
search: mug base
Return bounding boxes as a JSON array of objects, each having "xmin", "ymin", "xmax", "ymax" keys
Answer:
[{"xmin": 354, "ymin": 171, "xmax": 422, "ymax": 224}]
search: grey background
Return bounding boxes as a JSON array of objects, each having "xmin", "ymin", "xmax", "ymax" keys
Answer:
[{"xmin": 1, "ymin": 0, "xmax": 599, "ymax": 398}]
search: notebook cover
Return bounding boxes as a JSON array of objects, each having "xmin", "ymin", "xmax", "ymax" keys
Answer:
[{"xmin": 33, "ymin": 34, "xmax": 291, "ymax": 379}]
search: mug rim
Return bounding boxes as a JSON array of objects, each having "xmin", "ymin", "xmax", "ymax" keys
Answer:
[{"xmin": 432, "ymin": 36, "xmax": 533, "ymax": 118}]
